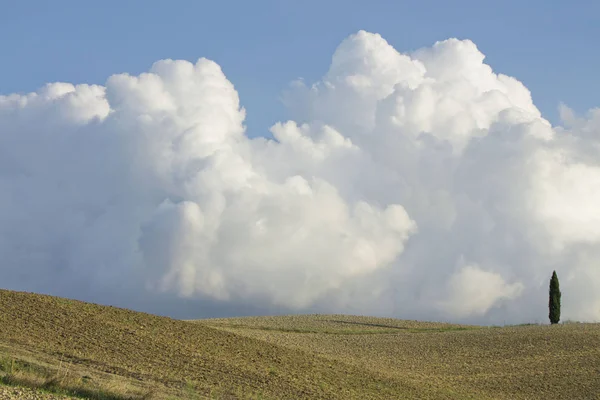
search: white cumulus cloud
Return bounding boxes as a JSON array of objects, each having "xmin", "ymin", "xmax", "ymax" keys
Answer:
[
  {"xmin": 439, "ymin": 265, "xmax": 524, "ymax": 318},
  {"xmin": 1, "ymin": 31, "xmax": 599, "ymax": 323}
]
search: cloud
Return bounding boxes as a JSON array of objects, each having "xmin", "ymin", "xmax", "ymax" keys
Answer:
[
  {"xmin": 1, "ymin": 31, "xmax": 599, "ymax": 323},
  {"xmin": 439, "ymin": 264, "xmax": 524, "ymax": 318}
]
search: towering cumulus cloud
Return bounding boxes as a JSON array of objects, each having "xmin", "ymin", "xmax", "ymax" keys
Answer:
[{"xmin": 1, "ymin": 31, "xmax": 599, "ymax": 323}]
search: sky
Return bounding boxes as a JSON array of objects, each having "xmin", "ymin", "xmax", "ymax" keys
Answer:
[
  {"xmin": 1, "ymin": 0, "xmax": 599, "ymax": 133},
  {"xmin": 0, "ymin": 1, "xmax": 599, "ymax": 324}
]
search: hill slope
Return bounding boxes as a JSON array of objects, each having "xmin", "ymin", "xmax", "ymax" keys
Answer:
[
  {"xmin": 1, "ymin": 289, "xmax": 599, "ymax": 399},
  {"xmin": 194, "ymin": 315, "xmax": 600, "ymax": 400},
  {"xmin": 0, "ymin": 290, "xmax": 461, "ymax": 399}
]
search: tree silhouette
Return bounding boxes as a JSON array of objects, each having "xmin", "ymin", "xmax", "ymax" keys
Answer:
[{"xmin": 549, "ymin": 270, "xmax": 561, "ymax": 324}]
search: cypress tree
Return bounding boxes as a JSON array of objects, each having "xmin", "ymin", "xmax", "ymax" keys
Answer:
[{"xmin": 549, "ymin": 270, "xmax": 561, "ymax": 324}]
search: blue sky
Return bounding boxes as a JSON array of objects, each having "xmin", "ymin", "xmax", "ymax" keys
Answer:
[{"xmin": 1, "ymin": 0, "xmax": 598, "ymax": 135}]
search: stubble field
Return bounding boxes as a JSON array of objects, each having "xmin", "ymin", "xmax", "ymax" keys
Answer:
[
  {"xmin": 0, "ymin": 290, "xmax": 599, "ymax": 399},
  {"xmin": 198, "ymin": 315, "xmax": 600, "ymax": 399}
]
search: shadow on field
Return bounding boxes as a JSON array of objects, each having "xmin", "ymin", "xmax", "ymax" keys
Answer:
[{"xmin": 325, "ymin": 320, "xmax": 409, "ymax": 330}]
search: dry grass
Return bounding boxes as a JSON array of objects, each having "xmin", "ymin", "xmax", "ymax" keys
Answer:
[
  {"xmin": 1, "ymin": 289, "xmax": 599, "ymax": 399},
  {"xmin": 0, "ymin": 344, "xmax": 162, "ymax": 399}
]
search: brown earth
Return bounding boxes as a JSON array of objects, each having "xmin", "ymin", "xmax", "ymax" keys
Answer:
[
  {"xmin": 1, "ymin": 289, "xmax": 599, "ymax": 399},
  {"xmin": 0, "ymin": 384, "xmax": 79, "ymax": 400},
  {"xmin": 198, "ymin": 315, "xmax": 600, "ymax": 399}
]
